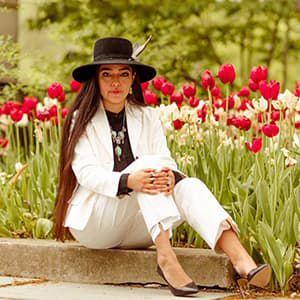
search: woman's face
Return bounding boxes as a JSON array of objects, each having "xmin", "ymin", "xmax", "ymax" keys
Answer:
[{"xmin": 98, "ymin": 64, "xmax": 135, "ymax": 111}]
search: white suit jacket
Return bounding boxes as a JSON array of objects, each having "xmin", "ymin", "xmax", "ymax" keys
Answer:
[{"xmin": 64, "ymin": 102, "xmax": 179, "ymax": 230}]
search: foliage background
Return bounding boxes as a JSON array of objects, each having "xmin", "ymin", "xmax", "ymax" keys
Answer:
[{"xmin": 17, "ymin": 0, "xmax": 300, "ymax": 96}]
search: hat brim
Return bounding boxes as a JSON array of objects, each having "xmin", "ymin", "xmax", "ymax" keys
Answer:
[{"xmin": 72, "ymin": 59, "xmax": 156, "ymax": 83}]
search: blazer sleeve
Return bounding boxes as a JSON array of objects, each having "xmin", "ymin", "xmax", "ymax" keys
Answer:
[{"xmin": 71, "ymin": 131, "xmax": 122, "ymax": 198}]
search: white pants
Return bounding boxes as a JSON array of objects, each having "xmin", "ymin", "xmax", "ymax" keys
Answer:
[{"xmin": 69, "ymin": 156, "xmax": 238, "ymax": 251}]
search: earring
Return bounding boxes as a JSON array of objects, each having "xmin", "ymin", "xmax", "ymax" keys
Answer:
[{"xmin": 129, "ymin": 87, "xmax": 133, "ymax": 95}]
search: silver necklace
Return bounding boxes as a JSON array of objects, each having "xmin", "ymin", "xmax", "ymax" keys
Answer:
[{"xmin": 110, "ymin": 111, "xmax": 126, "ymax": 161}]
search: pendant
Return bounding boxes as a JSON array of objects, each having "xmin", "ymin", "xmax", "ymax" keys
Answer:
[{"xmin": 115, "ymin": 145, "xmax": 122, "ymax": 160}]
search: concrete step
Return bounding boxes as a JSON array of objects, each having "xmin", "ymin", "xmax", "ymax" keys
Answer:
[{"xmin": 0, "ymin": 238, "xmax": 234, "ymax": 288}]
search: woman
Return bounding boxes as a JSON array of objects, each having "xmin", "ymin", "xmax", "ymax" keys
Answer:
[{"xmin": 55, "ymin": 37, "xmax": 271, "ymax": 297}]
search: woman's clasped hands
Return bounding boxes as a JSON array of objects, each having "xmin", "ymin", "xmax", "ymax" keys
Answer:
[{"xmin": 127, "ymin": 167, "xmax": 175, "ymax": 196}]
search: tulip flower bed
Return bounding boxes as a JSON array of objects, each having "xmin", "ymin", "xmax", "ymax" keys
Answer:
[{"xmin": 0, "ymin": 66, "xmax": 299, "ymax": 291}]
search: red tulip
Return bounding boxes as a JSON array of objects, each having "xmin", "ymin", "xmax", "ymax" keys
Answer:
[
  {"xmin": 182, "ymin": 83, "xmax": 196, "ymax": 98},
  {"xmin": 144, "ymin": 90, "xmax": 158, "ymax": 106},
  {"xmin": 294, "ymin": 87, "xmax": 300, "ymax": 97},
  {"xmin": 36, "ymin": 111, "xmax": 50, "ymax": 121},
  {"xmin": 295, "ymin": 121, "xmax": 300, "ymax": 129},
  {"xmin": 248, "ymin": 79, "xmax": 259, "ymax": 92},
  {"xmin": 259, "ymin": 80, "xmax": 280, "ymax": 100},
  {"xmin": 271, "ymin": 110, "xmax": 280, "ymax": 122},
  {"xmin": 237, "ymin": 99, "xmax": 253, "ymax": 111},
  {"xmin": 211, "ymin": 86, "xmax": 222, "ymax": 99},
  {"xmin": 161, "ymin": 82, "xmax": 175, "ymax": 96},
  {"xmin": 222, "ymin": 95, "xmax": 235, "ymax": 111},
  {"xmin": 61, "ymin": 108, "xmax": 69, "ymax": 118},
  {"xmin": 48, "ymin": 105, "xmax": 58, "ymax": 117},
  {"xmin": 58, "ymin": 91, "xmax": 65, "ymax": 103},
  {"xmin": 197, "ymin": 105, "xmax": 207, "ymax": 122},
  {"xmin": 201, "ymin": 70, "xmax": 215, "ymax": 90},
  {"xmin": 170, "ymin": 93, "xmax": 183, "ymax": 106},
  {"xmin": 0, "ymin": 138, "xmax": 8, "ymax": 148},
  {"xmin": 173, "ymin": 119, "xmax": 184, "ymax": 130},
  {"xmin": 10, "ymin": 109, "xmax": 23, "ymax": 122},
  {"xmin": 217, "ymin": 64, "xmax": 235, "ymax": 84},
  {"xmin": 22, "ymin": 97, "xmax": 38, "ymax": 113},
  {"xmin": 245, "ymin": 138, "xmax": 262, "ymax": 153},
  {"xmin": 48, "ymin": 83, "xmax": 63, "ymax": 99},
  {"xmin": 238, "ymin": 87, "xmax": 250, "ymax": 97},
  {"xmin": 152, "ymin": 76, "xmax": 166, "ymax": 90},
  {"xmin": 234, "ymin": 117, "xmax": 251, "ymax": 131},
  {"xmin": 250, "ymin": 66, "xmax": 268, "ymax": 83},
  {"xmin": 296, "ymin": 82, "xmax": 300, "ymax": 89},
  {"xmin": 262, "ymin": 123, "xmax": 279, "ymax": 137},
  {"xmin": 189, "ymin": 97, "xmax": 199, "ymax": 108},
  {"xmin": 69, "ymin": 80, "xmax": 81, "ymax": 92},
  {"xmin": 140, "ymin": 82, "xmax": 149, "ymax": 92}
]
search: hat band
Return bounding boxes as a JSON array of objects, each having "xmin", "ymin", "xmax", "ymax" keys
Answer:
[{"xmin": 94, "ymin": 54, "xmax": 132, "ymax": 61}]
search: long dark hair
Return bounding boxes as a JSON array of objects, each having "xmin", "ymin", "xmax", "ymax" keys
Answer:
[{"xmin": 54, "ymin": 70, "xmax": 145, "ymax": 241}]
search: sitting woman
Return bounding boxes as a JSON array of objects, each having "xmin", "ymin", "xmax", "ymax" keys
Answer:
[{"xmin": 54, "ymin": 37, "xmax": 271, "ymax": 297}]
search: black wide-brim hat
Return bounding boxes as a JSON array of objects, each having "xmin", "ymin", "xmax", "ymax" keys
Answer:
[{"xmin": 72, "ymin": 37, "xmax": 156, "ymax": 83}]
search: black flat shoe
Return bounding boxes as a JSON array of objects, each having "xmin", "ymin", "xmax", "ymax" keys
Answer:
[
  {"xmin": 234, "ymin": 264, "xmax": 272, "ymax": 288},
  {"xmin": 157, "ymin": 265, "xmax": 199, "ymax": 297}
]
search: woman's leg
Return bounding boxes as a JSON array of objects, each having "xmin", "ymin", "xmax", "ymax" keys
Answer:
[
  {"xmin": 154, "ymin": 224, "xmax": 193, "ymax": 288},
  {"xmin": 216, "ymin": 228, "xmax": 256, "ymax": 277},
  {"xmin": 172, "ymin": 177, "xmax": 258, "ymax": 276}
]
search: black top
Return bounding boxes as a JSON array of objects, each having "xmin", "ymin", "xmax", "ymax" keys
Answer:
[{"xmin": 105, "ymin": 108, "xmax": 184, "ymax": 196}]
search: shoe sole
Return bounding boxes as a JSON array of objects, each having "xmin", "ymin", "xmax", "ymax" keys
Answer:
[{"xmin": 249, "ymin": 264, "xmax": 271, "ymax": 288}]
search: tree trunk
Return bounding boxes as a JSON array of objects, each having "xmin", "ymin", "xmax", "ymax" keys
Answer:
[{"xmin": 282, "ymin": 17, "xmax": 290, "ymax": 90}]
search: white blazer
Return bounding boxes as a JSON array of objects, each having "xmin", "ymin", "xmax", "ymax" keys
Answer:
[{"xmin": 64, "ymin": 101, "xmax": 179, "ymax": 230}]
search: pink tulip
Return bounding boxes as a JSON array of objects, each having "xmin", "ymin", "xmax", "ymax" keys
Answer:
[
  {"xmin": 189, "ymin": 97, "xmax": 199, "ymax": 108},
  {"xmin": 201, "ymin": 70, "xmax": 215, "ymax": 90},
  {"xmin": 217, "ymin": 64, "xmax": 235, "ymax": 84},
  {"xmin": 182, "ymin": 83, "xmax": 196, "ymax": 98},
  {"xmin": 238, "ymin": 87, "xmax": 250, "ymax": 97},
  {"xmin": 262, "ymin": 123, "xmax": 279, "ymax": 137},
  {"xmin": 10, "ymin": 109, "xmax": 23, "ymax": 122},
  {"xmin": 173, "ymin": 119, "xmax": 184, "ymax": 130},
  {"xmin": 161, "ymin": 82, "xmax": 175, "ymax": 96},
  {"xmin": 151, "ymin": 76, "xmax": 166, "ymax": 90},
  {"xmin": 144, "ymin": 90, "xmax": 158, "ymax": 106},
  {"xmin": 248, "ymin": 79, "xmax": 259, "ymax": 92},
  {"xmin": 259, "ymin": 80, "xmax": 280, "ymax": 100},
  {"xmin": 69, "ymin": 80, "xmax": 81, "ymax": 92},
  {"xmin": 140, "ymin": 82, "xmax": 149, "ymax": 92},
  {"xmin": 48, "ymin": 83, "xmax": 63, "ymax": 99},
  {"xmin": 170, "ymin": 93, "xmax": 183, "ymax": 106},
  {"xmin": 245, "ymin": 138, "xmax": 262, "ymax": 153},
  {"xmin": 250, "ymin": 66, "xmax": 268, "ymax": 83}
]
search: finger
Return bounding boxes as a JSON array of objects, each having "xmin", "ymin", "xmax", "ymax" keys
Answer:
[
  {"xmin": 143, "ymin": 168, "xmax": 157, "ymax": 173},
  {"xmin": 142, "ymin": 188, "xmax": 160, "ymax": 195}
]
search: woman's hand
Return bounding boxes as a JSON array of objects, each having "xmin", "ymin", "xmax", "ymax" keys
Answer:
[{"xmin": 127, "ymin": 167, "xmax": 175, "ymax": 196}]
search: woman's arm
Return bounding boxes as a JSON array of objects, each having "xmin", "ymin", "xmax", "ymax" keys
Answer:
[{"xmin": 71, "ymin": 131, "xmax": 122, "ymax": 198}]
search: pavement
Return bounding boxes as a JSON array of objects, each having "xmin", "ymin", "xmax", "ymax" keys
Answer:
[{"xmin": 0, "ymin": 276, "xmax": 236, "ymax": 300}]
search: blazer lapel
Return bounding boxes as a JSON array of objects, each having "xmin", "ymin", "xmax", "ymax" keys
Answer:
[
  {"xmin": 126, "ymin": 103, "xmax": 142, "ymax": 158},
  {"xmin": 91, "ymin": 102, "xmax": 113, "ymax": 160}
]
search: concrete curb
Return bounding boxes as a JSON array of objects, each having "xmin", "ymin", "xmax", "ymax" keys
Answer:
[{"xmin": 0, "ymin": 238, "xmax": 234, "ymax": 288}]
